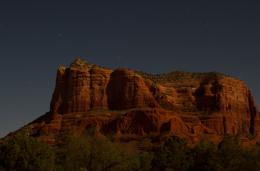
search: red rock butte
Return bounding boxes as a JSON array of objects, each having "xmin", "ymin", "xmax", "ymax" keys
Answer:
[{"xmin": 16, "ymin": 58, "xmax": 260, "ymax": 145}]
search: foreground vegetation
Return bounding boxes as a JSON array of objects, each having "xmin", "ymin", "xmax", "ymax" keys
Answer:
[{"xmin": 0, "ymin": 134, "xmax": 260, "ymax": 171}]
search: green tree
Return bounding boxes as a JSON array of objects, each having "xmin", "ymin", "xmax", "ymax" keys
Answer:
[
  {"xmin": 0, "ymin": 133, "xmax": 55, "ymax": 171},
  {"xmin": 215, "ymin": 136, "xmax": 242, "ymax": 171},
  {"xmin": 127, "ymin": 152, "xmax": 153, "ymax": 171},
  {"xmin": 88, "ymin": 138, "xmax": 126, "ymax": 171},
  {"xmin": 190, "ymin": 140, "xmax": 218, "ymax": 171},
  {"xmin": 151, "ymin": 136, "xmax": 192, "ymax": 171},
  {"xmin": 56, "ymin": 134, "xmax": 91, "ymax": 171},
  {"xmin": 57, "ymin": 134, "xmax": 127, "ymax": 171},
  {"xmin": 234, "ymin": 147, "xmax": 260, "ymax": 171}
]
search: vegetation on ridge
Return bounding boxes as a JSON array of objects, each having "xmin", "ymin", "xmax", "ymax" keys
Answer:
[{"xmin": 136, "ymin": 70, "xmax": 229, "ymax": 83}]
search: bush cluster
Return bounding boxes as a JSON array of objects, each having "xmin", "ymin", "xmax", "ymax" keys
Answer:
[{"xmin": 1, "ymin": 134, "xmax": 260, "ymax": 171}]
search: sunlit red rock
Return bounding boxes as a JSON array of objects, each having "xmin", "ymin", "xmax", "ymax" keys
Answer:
[{"xmin": 17, "ymin": 59, "xmax": 259, "ymax": 145}]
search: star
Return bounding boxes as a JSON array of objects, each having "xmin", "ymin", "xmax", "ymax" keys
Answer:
[{"xmin": 57, "ymin": 33, "xmax": 63, "ymax": 37}]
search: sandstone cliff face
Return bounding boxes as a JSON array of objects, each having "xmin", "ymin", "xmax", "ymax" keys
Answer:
[
  {"xmin": 107, "ymin": 69, "xmax": 158, "ymax": 110},
  {"xmin": 194, "ymin": 76, "xmax": 257, "ymax": 136},
  {"xmin": 22, "ymin": 59, "xmax": 259, "ymax": 145},
  {"xmin": 50, "ymin": 59, "xmax": 157, "ymax": 113},
  {"xmin": 147, "ymin": 73, "xmax": 259, "ymax": 137},
  {"xmin": 50, "ymin": 59, "xmax": 112, "ymax": 114}
]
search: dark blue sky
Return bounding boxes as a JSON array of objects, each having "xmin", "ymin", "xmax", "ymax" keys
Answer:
[{"xmin": 0, "ymin": 1, "xmax": 260, "ymax": 137}]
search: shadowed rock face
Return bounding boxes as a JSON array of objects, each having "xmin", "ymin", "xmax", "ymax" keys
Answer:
[
  {"xmin": 107, "ymin": 69, "xmax": 158, "ymax": 110},
  {"xmin": 17, "ymin": 59, "xmax": 259, "ymax": 145}
]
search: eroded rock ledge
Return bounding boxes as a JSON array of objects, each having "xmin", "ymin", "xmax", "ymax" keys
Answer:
[{"xmin": 21, "ymin": 58, "xmax": 259, "ymax": 145}]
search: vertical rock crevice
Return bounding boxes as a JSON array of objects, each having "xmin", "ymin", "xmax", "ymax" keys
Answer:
[{"xmin": 248, "ymin": 90, "xmax": 259, "ymax": 135}]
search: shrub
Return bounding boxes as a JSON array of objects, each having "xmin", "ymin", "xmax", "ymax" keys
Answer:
[
  {"xmin": 57, "ymin": 134, "xmax": 127, "ymax": 171},
  {"xmin": 0, "ymin": 133, "xmax": 55, "ymax": 171},
  {"xmin": 151, "ymin": 136, "xmax": 192, "ymax": 171}
]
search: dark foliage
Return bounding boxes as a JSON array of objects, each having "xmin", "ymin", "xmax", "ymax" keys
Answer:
[
  {"xmin": 0, "ymin": 133, "xmax": 55, "ymax": 171},
  {"xmin": 151, "ymin": 137, "xmax": 193, "ymax": 171},
  {"xmin": 1, "ymin": 134, "xmax": 260, "ymax": 171}
]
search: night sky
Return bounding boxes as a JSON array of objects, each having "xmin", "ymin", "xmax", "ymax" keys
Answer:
[{"xmin": 0, "ymin": 1, "xmax": 260, "ymax": 137}]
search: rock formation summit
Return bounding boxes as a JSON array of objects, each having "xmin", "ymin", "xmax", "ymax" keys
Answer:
[{"xmin": 19, "ymin": 58, "xmax": 260, "ymax": 145}]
